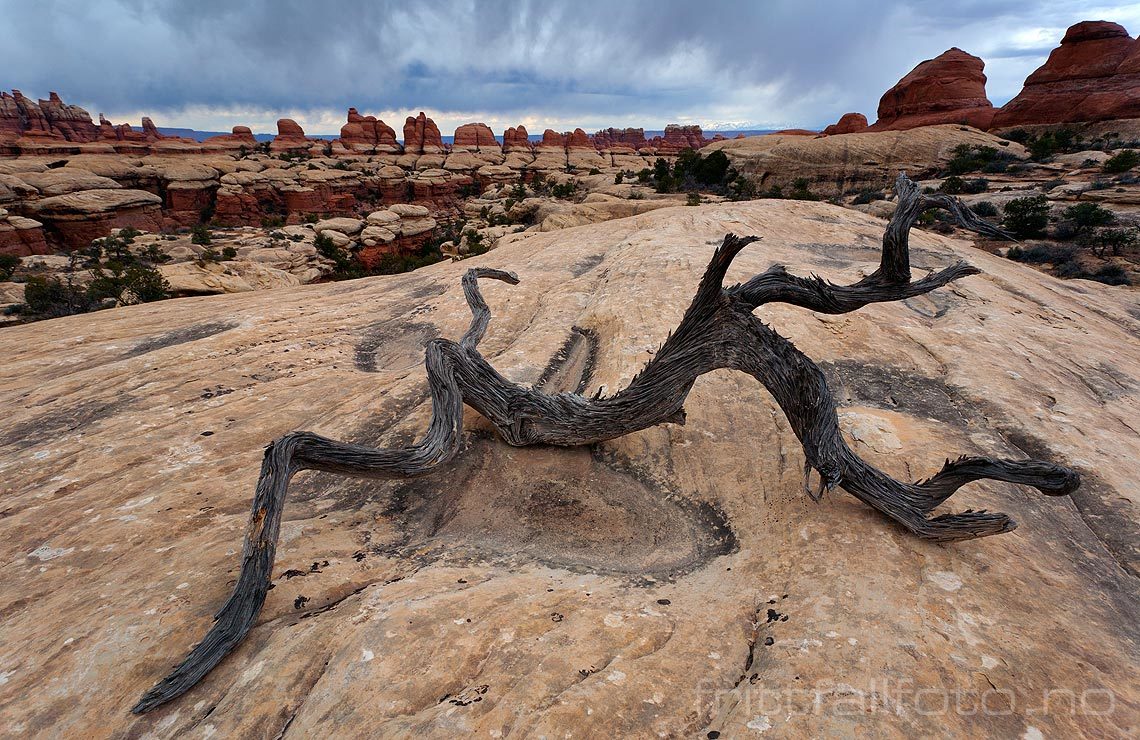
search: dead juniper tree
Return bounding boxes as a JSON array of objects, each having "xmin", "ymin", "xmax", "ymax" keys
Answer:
[{"xmin": 133, "ymin": 173, "xmax": 1079, "ymax": 713}]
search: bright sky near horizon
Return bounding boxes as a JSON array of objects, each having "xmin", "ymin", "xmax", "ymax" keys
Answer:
[{"xmin": 3, "ymin": 0, "xmax": 1138, "ymax": 135}]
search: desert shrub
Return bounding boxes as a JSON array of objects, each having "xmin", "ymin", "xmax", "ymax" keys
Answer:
[
  {"xmin": 89, "ymin": 263, "xmax": 168, "ymax": 303},
  {"xmin": 1103, "ymin": 149, "xmax": 1139, "ymax": 174},
  {"xmin": 1007, "ymin": 244, "xmax": 1074, "ymax": 265},
  {"xmin": 190, "ymin": 224, "xmax": 212, "ymax": 245},
  {"xmin": 852, "ymin": 189, "xmax": 884, "ymax": 205},
  {"xmin": 1002, "ymin": 195, "xmax": 1051, "ymax": 238},
  {"xmin": 636, "ymin": 168, "xmax": 651, "ymax": 184},
  {"xmin": 588, "ymin": 168, "xmax": 600, "ymax": 176},
  {"xmin": 728, "ymin": 174, "xmax": 757, "ymax": 201},
  {"xmin": 1089, "ymin": 264, "xmax": 1130, "ymax": 285},
  {"xmin": 614, "ymin": 172, "xmax": 624, "ymax": 185},
  {"xmin": 457, "ymin": 181, "xmax": 480, "ymax": 198},
  {"xmin": 302, "ymin": 213, "xmax": 319, "ymax": 224},
  {"xmin": 1054, "ymin": 261, "xmax": 1131, "ymax": 285},
  {"xmin": 788, "ymin": 178, "xmax": 819, "ymax": 201},
  {"xmin": 369, "ymin": 249, "xmax": 443, "ymax": 275},
  {"xmin": 1062, "ymin": 203, "xmax": 1116, "ymax": 234},
  {"xmin": 652, "ymin": 158, "xmax": 675, "ymax": 193},
  {"xmin": 1051, "ymin": 221, "xmax": 1081, "ymax": 241},
  {"xmin": 681, "ymin": 149, "xmax": 731, "ymax": 186},
  {"xmin": 551, "ymin": 180, "xmax": 579, "ymax": 199},
  {"xmin": 0, "ymin": 254, "xmax": 20, "ymax": 280},
  {"xmin": 1080, "ymin": 226, "xmax": 1138, "ymax": 258},
  {"xmin": 648, "ymin": 150, "xmax": 737, "ymax": 195},
  {"xmin": 314, "ymin": 233, "xmax": 354, "ymax": 272},
  {"xmin": 941, "ymin": 178, "xmax": 987, "ymax": 196},
  {"xmin": 971, "ymin": 201, "xmax": 998, "ymax": 217},
  {"xmin": 939, "ymin": 176, "xmax": 966, "ymax": 194},
  {"xmin": 197, "ymin": 247, "xmax": 222, "ymax": 263},
  {"xmin": 463, "ymin": 229, "xmax": 489, "ymax": 256},
  {"xmin": 686, "ymin": 192, "xmax": 701, "ymax": 206},
  {"xmin": 141, "ymin": 245, "xmax": 171, "ymax": 263},
  {"xmin": 941, "ymin": 176, "xmax": 981, "ymax": 194},
  {"xmin": 945, "ymin": 145, "xmax": 1015, "ymax": 176},
  {"xmin": 221, "ymin": 246, "xmax": 238, "ymax": 260},
  {"xmin": 261, "ymin": 215, "xmax": 286, "ymax": 228},
  {"xmin": 1007, "ymin": 126, "xmax": 1082, "ymax": 160},
  {"xmin": 24, "ymin": 274, "xmax": 91, "ymax": 316},
  {"xmin": 25, "ymin": 233, "xmax": 170, "ymax": 317}
]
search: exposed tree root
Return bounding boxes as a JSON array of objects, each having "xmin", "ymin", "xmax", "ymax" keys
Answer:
[{"xmin": 132, "ymin": 173, "xmax": 1079, "ymax": 714}]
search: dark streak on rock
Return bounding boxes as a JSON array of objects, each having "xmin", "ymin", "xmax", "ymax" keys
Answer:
[
  {"xmin": 533, "ymin": 326, "xmax": 598, "ymax": 395},
  {"xmin": 124, "ymin": 321, "xmax": 238, "ymax": 359},
  {"xmin": 354, "ymin": 320, "xmax": 440, "ymax": 373},
  {"xmin": 0, "ymin": 396, "xmax": 133, "ymax": 450},
  {"xmin": 569, "ymin": 254, "xmax": 605, "ymax": 277}
]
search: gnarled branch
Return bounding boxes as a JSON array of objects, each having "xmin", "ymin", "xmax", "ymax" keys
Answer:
[{"xmin": 132, "ymin": 173, "xmax": 1078, "ymax": 714}]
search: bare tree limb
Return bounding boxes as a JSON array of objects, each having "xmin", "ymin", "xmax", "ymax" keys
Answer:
[{"xmin": 132, "ymin": 173, "xmax": 1078, "ymax": 714}]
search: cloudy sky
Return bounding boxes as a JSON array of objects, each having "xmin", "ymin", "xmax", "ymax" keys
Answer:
[{"xmin": 2, "ymin": 0, "xmax": 1138, "ymax": 136}]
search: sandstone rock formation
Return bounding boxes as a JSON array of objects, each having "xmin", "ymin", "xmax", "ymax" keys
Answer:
[
  {"xmin": 502, "ymin": 125, "xmax": 531, "ymax": 152},
  {"xmin": 0, "ymin": 201, "xmax": 1135, "ymax": 736},
  {"xmin": 0, "ymin": 209, "xmax": 49, "ymax": 256},
  {"xmin": 3, "ymin": 90, "xmax": 52, "ymax": 138},
  {"xmin": 38, "ymin": 92, "xmax": 100, "ymax": 142},
  {"xmin": 648, "ymin": 124, "xmax": 707, "ymax": 153},
  {"xmin": 29, "ymin": 188, "xmax": 163, "ymax": 248},
  {"xmin": 141, "ymin": 117, "xmax": 163, "ymax": 140},
  {"xmin": 565, "ymin": 128, "xmax": 592, "ymax": 149},
  {"xmin": 992, "ymin": 20, "xmax": 1140, "ymax": 128},
  {"xmin": 0, "ymin": 90, "xmax": 171, "ymax": 151},
  {"xmin": 202, "ymin": 126, "xmax": 257, "ymax": 149},
  {"xmin": 592, "ymin": 127, "xmax": 647, "ymax": 150},
  {"xmin": 403, "ymin": 112, "xmax": 445, "ymax": 155},
  {"xmin": 537, "ymin": 129, "xmax": 565, "ymax": 149},
  {"xmin": 340, "ymin": 109, "xmax": 400, "ymax": 153},
  {"xmin": 822, "ymin": 112, "xmax": 869, "ymax": 136},
  {"xmin": 271, "ymin": 118, "xmax": 310, "ymax": 153},
  {"xmin": 704, "ymin": 125, "xmax": 1026, "ymax": 195},
  {"xmin": 452, "ymin": 123, "xmax": 499, "ymax": 152},
  {"xmin": 277, "ymin": 119, "xmax": 305, "ymax": 139},
  {"xmin": 1, "ymin": 90, "xmax": 97, "ymax": 143},
  {"xmin": 869, "ymin": 48, "xmax": 995, "ymax": 131}
]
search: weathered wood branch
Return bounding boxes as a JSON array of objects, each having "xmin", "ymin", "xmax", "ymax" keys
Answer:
[{"xmin": 132, "ymin": 173, "xmax": 1079, "ymax": 713}]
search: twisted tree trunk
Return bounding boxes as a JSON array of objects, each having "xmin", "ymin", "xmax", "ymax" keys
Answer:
[{"xmin": 133, "ymin": 174, "xmax": 1079, "ymax": 713}]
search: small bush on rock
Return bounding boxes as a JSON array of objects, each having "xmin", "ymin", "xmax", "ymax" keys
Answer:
[{"xmin": 1002, "ymin": 195, "xmax": 1051, "ymax": 238}]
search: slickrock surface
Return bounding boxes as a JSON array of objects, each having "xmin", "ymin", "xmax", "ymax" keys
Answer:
[
  {"xmin": 705, "ymin": 125, "xmax": 1026, "ymax": 195},
  {"xmin": 0, "ymin": 201, "xmax": 1136, "ymax": 737}
]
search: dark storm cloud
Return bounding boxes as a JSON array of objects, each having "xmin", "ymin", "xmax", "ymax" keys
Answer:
[{"xmin": 0, "ymin": 0, "xmax": 1135, "ymax": 132}]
